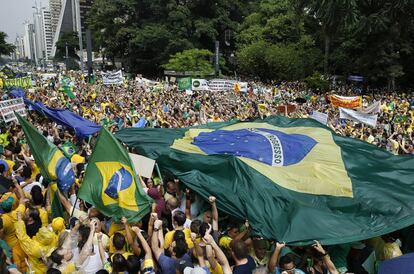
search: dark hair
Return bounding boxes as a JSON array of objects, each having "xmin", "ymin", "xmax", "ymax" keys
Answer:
[
  {"xmin": 112, "ymin": 253, "xmax": 127, "ymax": 272},
  {"xmin": 173, "ymin": 239, "xmax": 188, "ymax": 258},
  {"xmin": 0, "ymin": 164, "xmax": 5, "ymax": 174},
  {"xmin": 31, "ymin": 185, "xmax": 43, "ymax": 206},
  {"xmin": 173, "ymin": 211, "xmax": 186, "ymax": 226},
  {"xmin": 77, "ymin": 225, "xmax": 91, "ymax": 249},
  {"xmin": 22, "ymin": 166, "xmax": 32, "ymax": 179},
  {"xmin": 126, "ymin": 255, "xmax": 140, "ymax": 274},
  {"xmin": 95, "ymin": 270, "xmax": 109, "ymax": 274},
  {"xmin": 173, "ymin": 230, "xmax": 186, "ymax": 242},
  {"xmin": 88, "ymin": 208, "xmax": 105, "ymax": 221},
  {"xmin": 279, "ymin": 254, "xmax": 295, "ymax": 268},
  {"xmin": 190, "ymin": 219, "xmax": 202, "ymax": 234},
  {"xmin": 46, "ymin": 268, "xmax": 62, "ymax": 274},
  {"xmin": 198, "ymin": 222, "xmax": 210, "ymax": 238},
  {"xmin": 231, "ymin": 240, "xmax": 248, "ymax": 260},
  {"xmin": 25, "ymin": 207, "xmax": 42, "ymax": 238},
  {"xmin": 49, "ymin": 248, "xmax": 64, "ymax": 265},
  {"xmin": 113, "ymin": 232, "xmax": 126, "ymax": 250}
]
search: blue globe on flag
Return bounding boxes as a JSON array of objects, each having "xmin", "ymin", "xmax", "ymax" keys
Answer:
[
  {"xmin": 55, "ymin": 156, "xmax": 76, "ymax": 192},
  {"xmin": 192, "ymin": 128, "xmax": 317, "ymax": 166},
  {"xmin": 104, "ymin": 167, "xmax": 133, "ymax": 199}
]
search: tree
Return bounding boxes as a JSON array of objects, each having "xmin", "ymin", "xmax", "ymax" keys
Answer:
[
  {"xmin": 235, "ymin": 0, "xmax": 322, "ymax": 81},
  {"xmin": 162, "ymin": 49, "xmax": 214, "ymax": 77},
  {"xmin": 54, "ymin": 32, "xmax": 80, "ymax": 70},
  {"xmin": 87, "ymin": 0, "xmax": 247, "ymax": 75},
  {"xmin": 296, "ymin": 0, "xmax": 358, "ymax": 75},
  {"xmin": 0, "ymin": 32, "xmax": 15, "ymax": 56}
]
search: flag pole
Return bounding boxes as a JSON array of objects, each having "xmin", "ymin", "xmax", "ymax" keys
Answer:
[{"xmin": 155, "ymin": 163, "xmax": 164, "ymax": 185}]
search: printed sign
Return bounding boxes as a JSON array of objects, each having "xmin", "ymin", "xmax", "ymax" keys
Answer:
[{"xmin": 0, "ymin": 98, "xmax": 27, "ymax": 123}]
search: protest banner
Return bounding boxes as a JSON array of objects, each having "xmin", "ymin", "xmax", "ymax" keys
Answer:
[
  {"xmin": 276, "ymin": 104, "xmax": 297, "ymax": 114},
  {"xmin": 309, "ymin": 111, "xmax": 328, "ymax": 125},
  {"xmin": 330, "ymin": 95, "xmax": 362, "ymax": 108},
  {"xmin": 192, "ymin": 79, "xmax": 209, "ymax": 91},
  {"xmin": 339, "ymin": 108, "xmax": 378, "ymax": 127},
  {"xmin": 208, "ymin": 79, "xmax": 235, "ymax": 91},
  {"xmin": 359, "ymin": 101, "xmax": 381, "ymax": 114},
  {"xmin": 0, "ymin": 98, "xmax": 26, "ymax": 123},
  {"xmin": 102, "ymin": 70, "xmax": 124, "ymax": 85},
  {"xmin": 3, "ymin": 76, "xmax": 32, "ymax": 89}
]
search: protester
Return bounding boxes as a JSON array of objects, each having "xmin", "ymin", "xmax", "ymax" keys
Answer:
[{"xmin": 0, "ymin": 70, "xmax": 412, "ymax": 274}]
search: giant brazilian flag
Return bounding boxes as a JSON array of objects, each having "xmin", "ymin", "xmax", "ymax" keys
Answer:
[
  {"xmin": 78, "ymin": 127, "xmax": 152, "ymax": 223},
  {"xmin": 116, "ymin": 116, "xmax": 414, "ymax": 245}
]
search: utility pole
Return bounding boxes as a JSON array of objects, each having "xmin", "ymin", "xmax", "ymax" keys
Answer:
[
  {"xmin": 65, "ymin": 42, "xmax": 69, "ymax": 70},
  {"xmin": 215, "ymin": 41, "xmax": 219, "ymax": 77}
]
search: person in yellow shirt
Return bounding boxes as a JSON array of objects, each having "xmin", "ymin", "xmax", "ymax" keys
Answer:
[
  {"xmin": 164, "ymin": 211, "xmax": 194, "ymax": 250},
  {"xmin": 30, "ymin": 186, "xmax": 48, "ymax": 226},
  {"xmin": 1, "ymin": 179, "xmax": 26, "ymax": 249},
  {"xmin": 380, "ymin": 234, "xmax": 403, "ymax": 261},
  {"xmin": 14, "ymin": 211, "xmax": 56, "ymax": 274}
]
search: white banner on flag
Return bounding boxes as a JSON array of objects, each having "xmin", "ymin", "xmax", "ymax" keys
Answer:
[
  {"xmin": 309, "ymin": 111, "xmax": 328, "ymax": 125},
  {"xmin": 339, "ymin": 108, "xmax": 377, "ymax": 127},
  {"xmin": 359, "ymin": 101, "xmax": 381, "ymax": 114},
  {"xmin": 128, "ymin": 153, "xmax": 155, "ymax": 179},
  {"xmin": 0, "ymin": 98, "xmax": 26, "ymax": 123},
  {"xmin": 102, "ymin": 70, "xmax": 124, "ymax": 85}
]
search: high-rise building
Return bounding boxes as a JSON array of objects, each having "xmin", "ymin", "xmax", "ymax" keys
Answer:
[
  {"xmin": 23, "ymin": 23, "xmax": 36, "ymax": 61},
  {"xmin": 49, "ymin": 0, "xmax": 62, "ymax": 38},
  {"xmin": 33, "ymin": 5, "xmax": 45, "ymax": 65},
  {"xmin": 13, "ymin": 36, "xmax": 25, "ymax": 60},
  {"xmin": 51, "ymin": 0, "xmax": 93, "ymax": 59},
  {"xmin": 41, "ymin": 10, "xmax": 54, "ymax": 60}
]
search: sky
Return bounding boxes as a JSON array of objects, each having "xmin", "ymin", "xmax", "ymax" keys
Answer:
[{"xmin": 0, "ymin": 0, "xmax": 49, "ymax": 43}]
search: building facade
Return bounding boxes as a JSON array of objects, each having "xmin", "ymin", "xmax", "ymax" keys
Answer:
[
  {"xmin": 23, "ymin": 23, "xmax": 36, "ymax": 61},
  {"xmin": 41, "ymin": 10, "xmax": 54, "ymax": 60}
]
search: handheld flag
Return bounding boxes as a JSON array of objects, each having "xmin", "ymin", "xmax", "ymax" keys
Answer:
[
  {"xmin": 15, "ymin": 113, "xmax": 75, "ymax": 193},
  {"xmin": 78, "ymin": 127, "xmax": 152, "ymax": 222},
  {"xmin": 116, "ymin": 116, "xmax": 414, "ymax": 245},
  {"xmin": 61, "ymin": 141, "xmax": 77, "ymax": 159}
]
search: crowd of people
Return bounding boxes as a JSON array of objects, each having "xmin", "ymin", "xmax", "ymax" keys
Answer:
[{"xmin": 0, "ymin": 71, "xmax": 412, "ymax": 274}]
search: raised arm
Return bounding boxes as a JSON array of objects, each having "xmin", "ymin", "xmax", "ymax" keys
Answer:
[
  {"xmin": 203, "ymin": 232, "xmax": 232, "ymax": 274},
  {"xmin": 268, "ymin": 242, "xmax": 286, "ymax": 273},
  {"xmin": 12, "ymin": 178, "xmax": 25, "ymax": 204},
  {"xmin": 209, "ymin": 196, "xmax": 218, "ymax": 231},
  {"xmin": 132, "ymin": 226, "xmax": 152, "ymax": 260},
  {"xmin": 122, "ymin": 217, "xmax": 141, "ymax": 257},
  {"xmin": 151, "ymin": 219, "xmax": 164, "ymax": 261},
  {"xmin": 313, "ymin": 240, "xmax": 339, "ymax": 274},
  {"xmin": 233, "ymin": 220, "xmax": 249, "ymax": 241},
  {"xmin": 56, "ymin": 187, "xmax": 73, "ymax": 214},
  {"xmin": 78, "ymin": 220, "xmax": 97, "ymax": 265},
  {"xmin": 191, "ymin": 232, "xmax": 206, "ymax": 268}
]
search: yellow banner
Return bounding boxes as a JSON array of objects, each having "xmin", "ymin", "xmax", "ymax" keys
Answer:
[
  {"xmin": 3, "ymin": 76, "xmax": 32, "ymax": 89},
  {"xmin": 330, "ymin": 95, "xmax": 362, "ymax": 109}
]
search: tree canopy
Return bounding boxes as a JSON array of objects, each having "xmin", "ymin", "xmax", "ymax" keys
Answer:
[
  {"xmin": 0, "ymin": 32, "xmax": 15, "ymax": 56},
  {"xmin": 87, "ymin": 0, "xmax": 414, "ymax": 87}
]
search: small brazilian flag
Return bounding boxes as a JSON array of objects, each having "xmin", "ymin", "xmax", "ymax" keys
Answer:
[
  {"xmin": 78, "ymin": 127, "xmax": 152, "ymax": 222},
  {"xmin": 115, "ymin": 116, "xmax": 414, "ymax": 245},
  {"xmin": 16, "ymin": 114, "xmax": 76, "ymax": 217},
  {"xmin": 178, "ymin": 77, "xmax": 192, "ymax": 91},
  {"xmin": 61, "ymin": 141, "xmax": 77, "ymax": 159}
]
